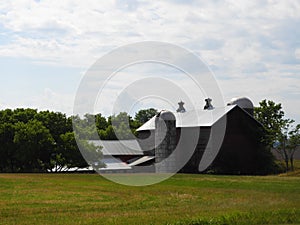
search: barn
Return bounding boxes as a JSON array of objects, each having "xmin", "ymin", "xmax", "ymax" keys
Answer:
[{"xmin": 93, "ymin": 97, "xmax": 274, "ymax": 174}]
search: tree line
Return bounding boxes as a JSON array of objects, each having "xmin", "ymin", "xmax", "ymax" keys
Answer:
[
  {"xmin": 73, "ymin": 108, "xmax": 157, "ymax": 140},
  {"xmin": 0, "ymin": 108, "xmax": 157, "ymax": 173},
  {"xmin": 0, "ymin": 100, "xmax": 299, "ymax": 174}
]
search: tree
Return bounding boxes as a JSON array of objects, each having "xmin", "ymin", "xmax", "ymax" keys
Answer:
[
  {"xmin": 0, "ymin": 122, "xmax": 15, "ymax": 172},
  {"xmin": 254, "ymin": 99, "xmax": 299, "ymax": 172},
  {"xmin": 274, "ymin": 119, "xmax": 295, "ymax": 171},
  {"xmin": 0, "ymin": 109, "xmax": 14, "ymax": 124},
  {"xmin": 0, "ymin": 109, "xmax": 42, "ymax": 172},
  {"xmin": 35, "ymin": 111, "xmax": 77, "ymax": 171},
  {"xmin": 35, "ymin": 111, "xmax": 72, "ymax": 141},
  {"xmin": 288, "ymin": 124, "xmax": 300, "ymax": 171},
  {"xmin": 110, "ymin": 112, "xmax": 137, "ymax": 140},
  {"xmin": 75, "ymin": 136, "xmax": 104, "ymax": 169},
  {"xmin": 13, "ymin": 120, "xmax": 55, "ymax": 172},
  {"xmin": 95, "ymin": 113, "xmax": 108, "ymax": 130},
  {"xmin": 51, "ymin": 132, "xmax": 89, "ymax": 172},
  {"xmin": 0, "ymin": 108, "xmax": 107, "ymax": 172},
  {"xmin": 0, "ymin": 107, "xmax": 160, "ymax": 172},
  {"xmin": 134, "ymin": 108, "xmax": 157, "ymax": 125},
  {"xmin": 254, "ymin": 100, "xmax": 288, "ymax": 148},
  {"xmin": 11, "ymin": 108, "xmax": 37, "ymax": 124}
]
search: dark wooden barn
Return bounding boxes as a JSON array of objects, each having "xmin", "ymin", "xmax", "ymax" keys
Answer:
[
  {"xmin": 92, "ymin": 97, "xmax": 274, "ymax": 174},
  {"xmin": 136, "ymin": 97, "xmax": 274, "ymax": 174}
]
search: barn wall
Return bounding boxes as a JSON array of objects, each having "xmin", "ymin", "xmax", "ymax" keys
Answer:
[
  {"xmin": 210, "ymin": 107, "xmax": 270, "ymax": 174},
  {"xmin": 179, "ymin": 127, "xmax": 211, "ymax": 173},
  {"xmin": 137, "ymin": 130, "xmax": 155, "ymax": 152}
]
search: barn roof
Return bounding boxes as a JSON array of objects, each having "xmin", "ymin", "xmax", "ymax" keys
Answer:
[
  {"xmin": 137, "ymin": 105, "xmax": 237, "ymax": 131},
  {"xmin": 128, "ymin": 156, "xmax": 155, "ymax": 166},
  {"xmin": 89, "ymin": 139, "xmax": 144, "ymax": 155},
  {"xmin": 98, "ymin": 157, "xmax": 132, "ymax": 170}
]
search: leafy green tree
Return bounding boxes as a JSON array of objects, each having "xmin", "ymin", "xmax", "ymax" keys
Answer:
[
  {"xmin": 134, "ymin": 108, "xmax": 157, "ymax": 125},
  {"xmin": 35, "ymin": 111, "xmax": 72, "ymax": 140},
  {"xmin": 254, "ymin": 100, "xmax": 288, "ymax": 148},
  {"xmin": 0, "ymin": 108, "xmax": 106, "ymax": 172},
  {"xmin": 95, "ymin": 113, "xmax": 108, "ymax": 130},
  {"xmin": 0, "ymin": 122, "xmax": 15, "ymax": 172},
  {"xmin": 0, "ymin": 109, "xmax": 33, "ymax": 172},
  {"xmin": 13, "ymin": 120, "xmax": 54, "ymax": 172},
  {"xmin": 95, "ymin": 113, "xmax": 109, "ymax": 139},
  {"xmin": 12, "ymin": 108, "xmax": 37, "ymax": 124},
  {"xmin": 0, "ymin": 107, "xmax": 161, "ymax": 172},
  {"xmin": 288, "ymin": 124, "xmax": 300, "ymax": 171},
  {"xmin": 76, "ymin": 137, "xmax": 104, "ymax": 169},
  {"xmin": 50, "ymin": 132, "xmax": 89, "ymax": 172},
  {"xmin": 35, "ymin": 111, "xmax": 81, "ymax": 171},
  {"xmin": 102, "ymin": 125, "xmax": 117, "ymax": 140},
  {"xmin": 254, "ymin": 100, "xmax": 299, "ymax": 172},
  {"xmin": 273, "ymin": 119, "xmax": 294, "ymax": 171},
  {"xmin": 0, "ymin": 109, "xmax": 14, "ymax": 124},
  {"xmin": 275, "ymin": 123, "xmax": 300, "ymax": 171},
  {"xmin": 71, "ymin": 114, "xmax": 98, "ymax": 139},
  {"xmin": 110, "ymin": 112, "xmax": 136, "ymax": 140}
]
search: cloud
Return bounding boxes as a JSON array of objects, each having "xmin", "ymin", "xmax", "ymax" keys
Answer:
[
  {"xmin": 0, "ymin": 87, "xmax": 75, "ymax": 115},
  {"xmin": 242, "ymin": 62, "xmax": 268, "ymax": 73},
  {"xmin": 0, "ymin": 0, "xmax": 300, "ymax": 123},
  {"xmin": 295, "ymin": 49, "xmax": 300, "ymax": 59},
  {"xmin": 1, "ymin": 0, "xmax": 299, "ymax": 69},
  {"xmin": 29, "ymin": 88, "xmax": 75, "ymax": 115}
]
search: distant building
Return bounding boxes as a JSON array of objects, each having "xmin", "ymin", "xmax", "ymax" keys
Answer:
[
  {"xmin": 92, "ymin": 97, "xmax": 274, "ymax": 174},
  {"xmin": 90, "ymin": 139, "xmax": 154, "ymax": 173}
]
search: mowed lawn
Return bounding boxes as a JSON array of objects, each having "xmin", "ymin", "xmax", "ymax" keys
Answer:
[{"xmin": 0, "ymin": 171, "xmax": 299, "ymax": 225}]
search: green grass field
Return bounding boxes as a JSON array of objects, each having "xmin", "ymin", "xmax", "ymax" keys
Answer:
[{"xmin": 0, "ymin": 167, "xmax": 300, "ymax": 225}]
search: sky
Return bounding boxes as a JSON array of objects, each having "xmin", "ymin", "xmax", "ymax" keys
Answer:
[{"xmin": 0, "ymin": 0, "xmax": 299, "ymax": 124}]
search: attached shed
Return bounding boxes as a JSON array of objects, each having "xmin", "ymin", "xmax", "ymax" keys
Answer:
[{"xmin": 90, "ymin": 139, "xmax": 154, "ymax": 173}]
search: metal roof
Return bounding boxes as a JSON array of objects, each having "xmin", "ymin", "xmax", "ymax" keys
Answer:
[
  {"xmin": 129, "ymin": 156, "xmax": 155, "ymax": 166},
  {"xmin": 89, "ymin": 139, "xmax": 144, "ymax": 155},
  {"xmin": 99, "ymin": 157, "xmax": 132, "ymax": 170},
  {"xmin": 137, "ymin": 105, "xmax": 236, "ymax": 131}
]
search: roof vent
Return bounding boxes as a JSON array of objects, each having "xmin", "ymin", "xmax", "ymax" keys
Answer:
[
  {"xmin": 204, "ymin": 98, "xmax": 214, "ymax": 110},
  {"xmin": 176, "ymin": 100, "xmax": 186, "ymax": 113}
]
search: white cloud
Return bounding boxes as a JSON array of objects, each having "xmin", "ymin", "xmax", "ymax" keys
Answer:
[
  {"xmin": 1, "ymin": 0, "xmax": 299, "ymax": 69},
  {"xmin": 29, "ymin": 88, "xmax": 75, "ymax": 115},
  {"xmin": 0, "ymin": 0, "xmax": 300, "ymax": 123},
  {"xmin": 295, "ymin": 48, "xmax": 300, "ymax": 60},
  {"xmin": 0, "ymin": 87, "xmax": 74, "ymax": 115}
]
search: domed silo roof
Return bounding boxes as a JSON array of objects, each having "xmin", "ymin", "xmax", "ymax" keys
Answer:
[
  {"xmin": 156, "ymin": 110, "xmax": 176, "ymax": 121},
  {"xmin": 227, "ymin": 97, "xmax": 254, "ymax": 115}
]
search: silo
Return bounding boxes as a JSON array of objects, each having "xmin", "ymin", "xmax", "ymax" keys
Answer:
[
  {"xmin": 155, "ymin": 110, "xmax": 177, "ymax": 173},
  {"xmin": 227, "ymin": 97, "xmax": 254, "ymax": 116}
]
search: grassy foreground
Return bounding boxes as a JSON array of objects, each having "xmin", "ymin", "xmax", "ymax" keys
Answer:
[{"xmin": 0, "ymin": 172, "xmax": 299, "ymax": 225}]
